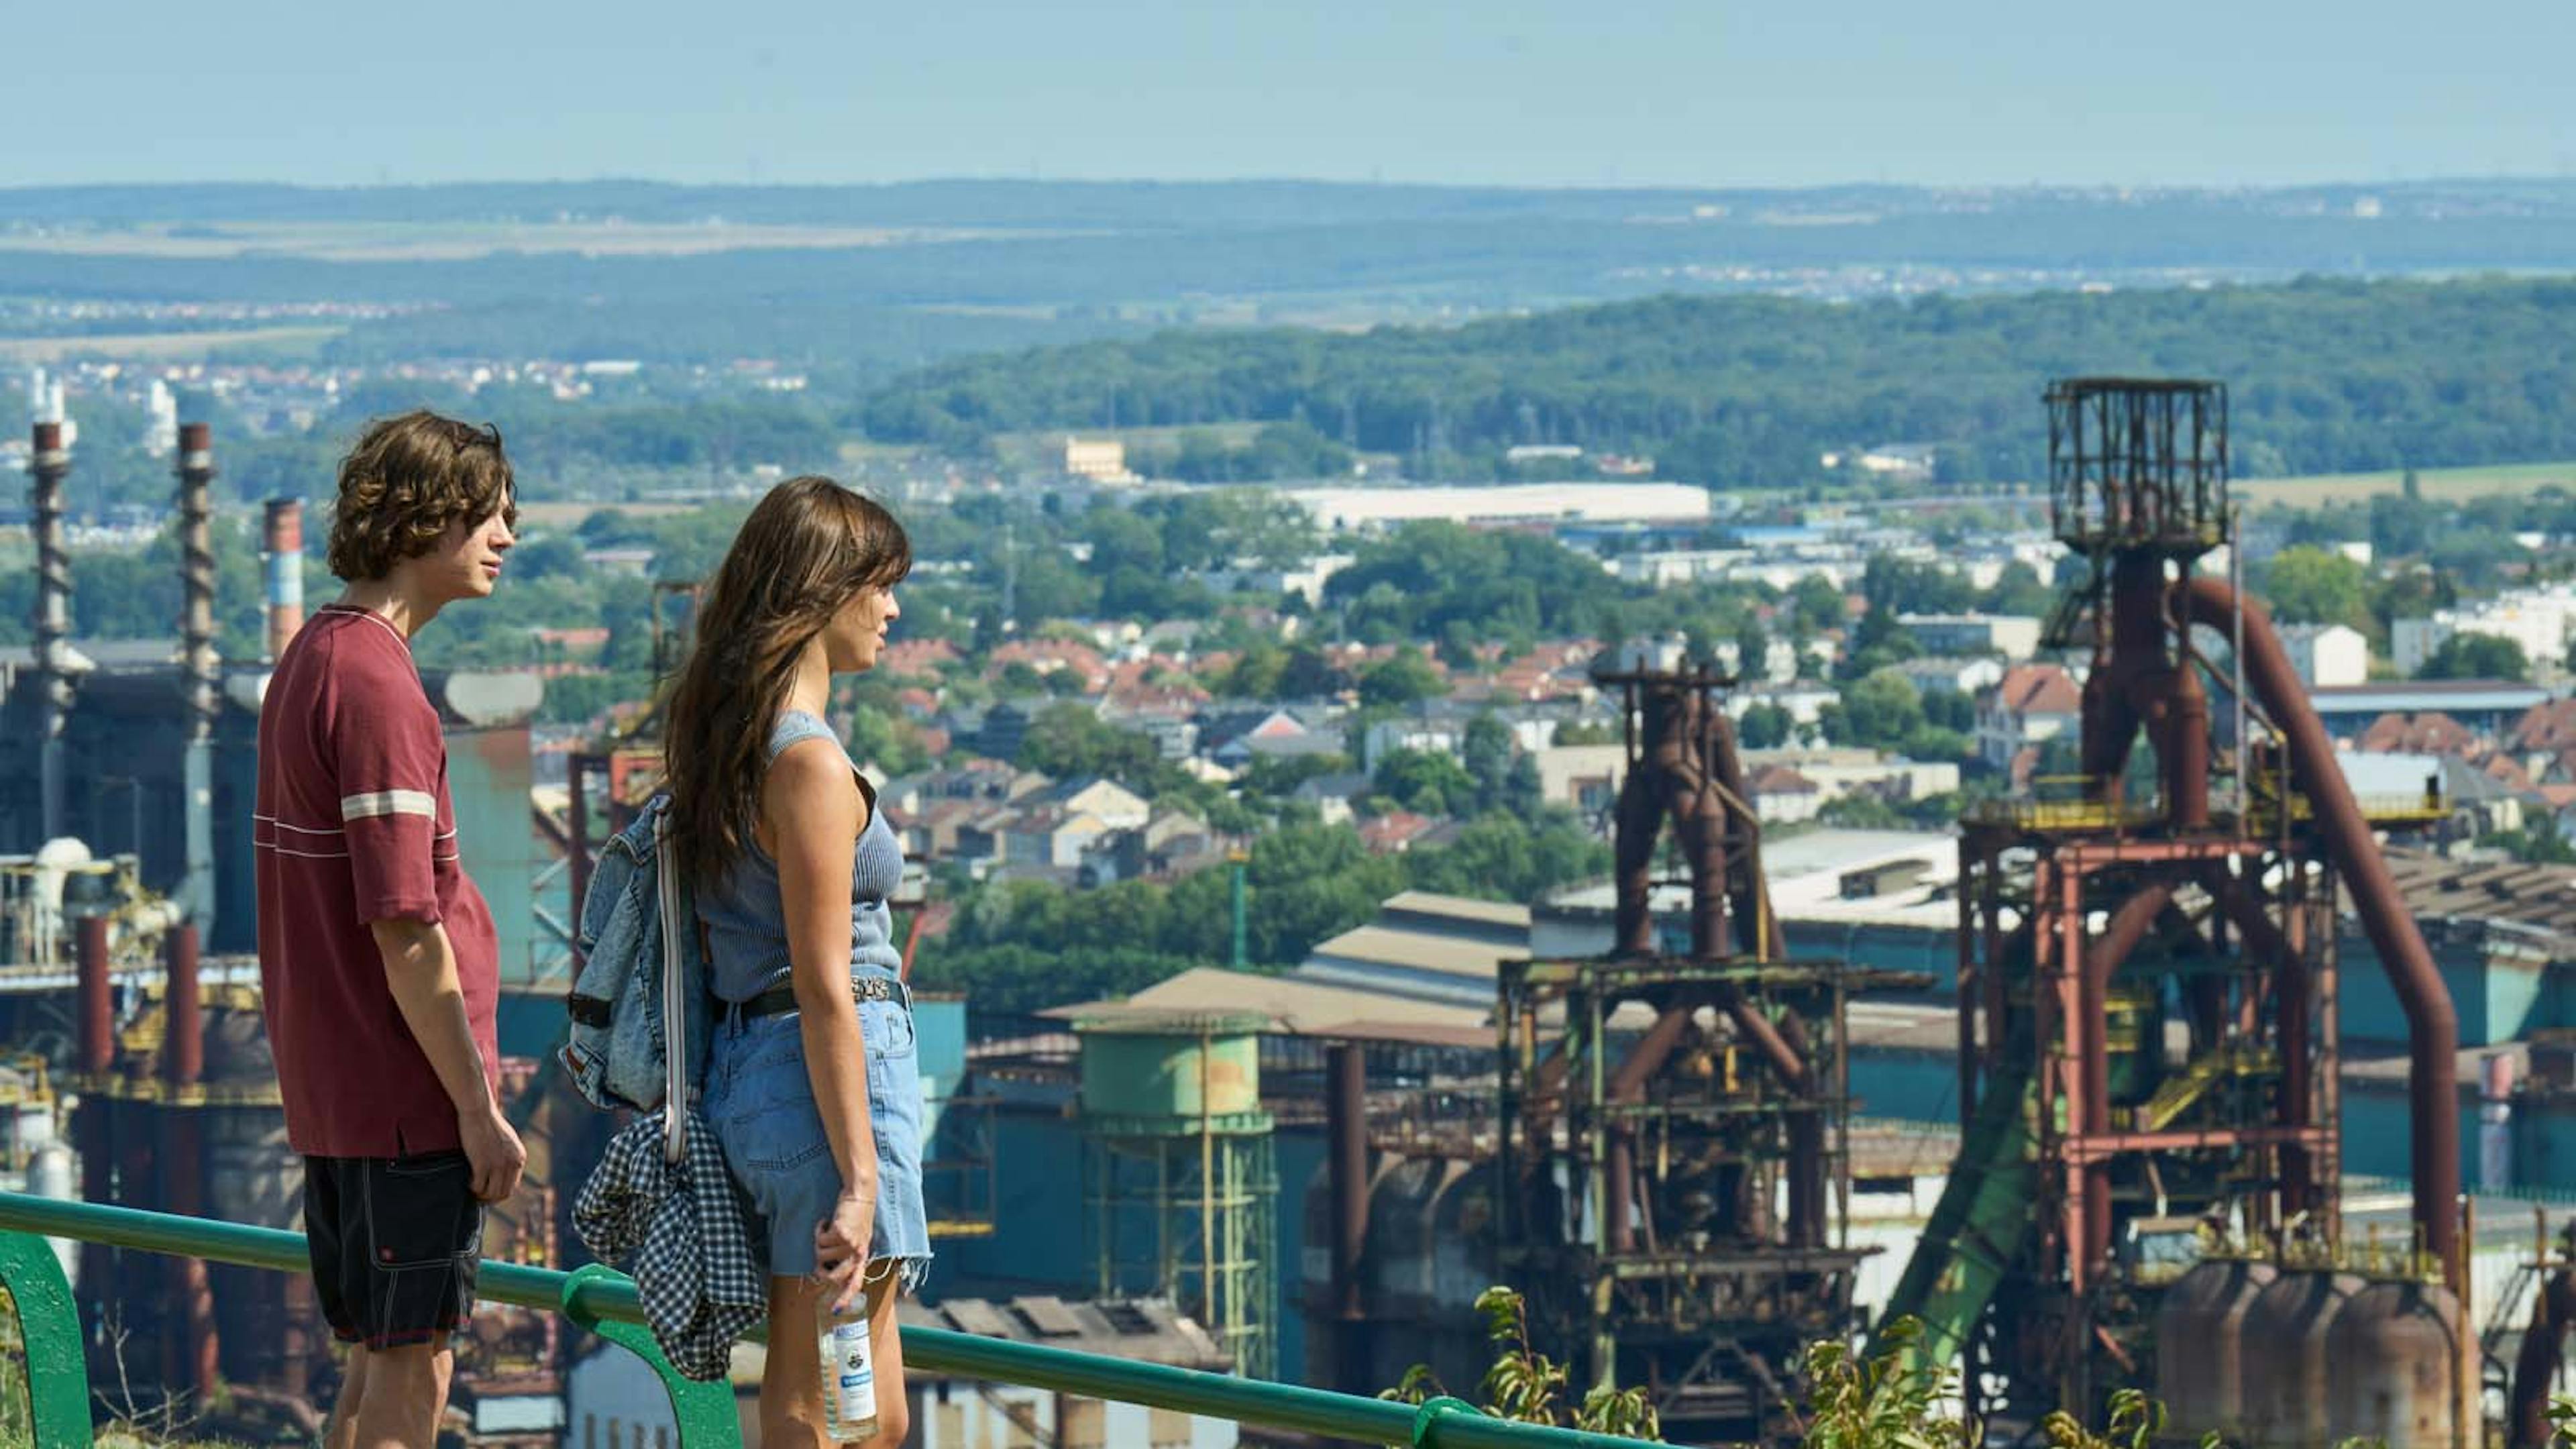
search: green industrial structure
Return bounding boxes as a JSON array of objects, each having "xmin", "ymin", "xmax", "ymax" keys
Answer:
[{"xmin": 1077, "ymin": 1010, "xmax": 1282, "ymax": 1381}]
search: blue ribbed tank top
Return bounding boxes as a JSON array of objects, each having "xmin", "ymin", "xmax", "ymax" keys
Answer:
[{"xmin": 700, "ymin": 709, "xmax": 906, "ymax": 1002}]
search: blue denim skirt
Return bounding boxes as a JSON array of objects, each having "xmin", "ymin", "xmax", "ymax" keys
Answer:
[{"xmin": 701, "ymin": 987, "xmax": 934, "ymax": 1292}]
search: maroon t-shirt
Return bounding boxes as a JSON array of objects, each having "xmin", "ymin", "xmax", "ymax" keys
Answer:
[{"xmin": 254, "ymin": 603, "xmax": 500, "ymax": 1158}]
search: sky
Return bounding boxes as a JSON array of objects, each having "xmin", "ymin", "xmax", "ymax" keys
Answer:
[{"xmin": 9, "ymin": 0, "xmax": 2575, "ymax": 191}]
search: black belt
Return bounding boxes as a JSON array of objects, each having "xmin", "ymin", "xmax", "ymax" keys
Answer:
[{"xmin": 724, "ymin": 975, "xmax": 908, "ymax": 1022}]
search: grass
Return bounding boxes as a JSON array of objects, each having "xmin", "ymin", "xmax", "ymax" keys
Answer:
[
  {"xmin": 2238, "ymin": 458, "xmax": 2576, "ymax": 510},
  {"xmin": 0, "ymin": 219, "xmax": 1038, "ymax": 264},
  {"xmin": 0, "ymin": 327, "xmax": 343, "ymax": 364}
]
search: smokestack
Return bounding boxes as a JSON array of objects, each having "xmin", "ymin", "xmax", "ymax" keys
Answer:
[
  {"xmin": 262, "ymin": 497, "xmax": 304, "ymax": 661},
  {"xmin": 29, "ymin": 422, "xmax": 72, "ymax": 841},
  {"xmin": 177, "ymin": 425, "xmax": 219, "ymax": 930}
]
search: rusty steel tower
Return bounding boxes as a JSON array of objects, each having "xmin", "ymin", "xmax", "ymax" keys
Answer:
[
  {"xmin": 1499, "ymin": 662, "xmax": 1922, "ymax": 1444},
  {"xmin": 1880, "ymin": 379, "xmax": 2466, "ymax": 1441}
]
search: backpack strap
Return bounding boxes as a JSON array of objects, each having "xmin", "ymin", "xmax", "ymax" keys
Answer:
[{"xmin": 653, "ymin": 808, "xmax": 687, "ymax": 1165}]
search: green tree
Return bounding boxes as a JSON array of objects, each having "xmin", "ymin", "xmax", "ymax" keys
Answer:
[
  {"xmin": 1738, "ymin": 702, "xmax": 1795, "ymax": 750},
  {"xmin": 1373, "ymin": 747, "xmax": 1479, "ymax": 816},
  {"xmin": 2262, "ymin": 546, "xmax": 2371, "ymax": 627},
  {"xmin": 1358, "ymin": 648, "xmax": 1447, "ymax": 708},
  {"xmin": 1016, "ymin": 702, "xmax": 1173, "ymax": 786},
  {"xmin": 1819, "ymin": 672, "xmax": 1926, "ymax": 751},
  {"xmin": 1461, "ymin": 714, "xmax": 1515, "ymax": 815},
  {"xmin": 1732, "ymin": 616, "xmax": 1770, "ymax": 680},
  {"xmin": 2417, "ymin": 632, "xmax": 2530, "ymax": 682}
]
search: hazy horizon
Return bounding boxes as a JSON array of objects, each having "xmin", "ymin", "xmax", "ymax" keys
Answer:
[{"xmin": 10, "ymin": 0, "xmax": 2571, "ymax": 193}]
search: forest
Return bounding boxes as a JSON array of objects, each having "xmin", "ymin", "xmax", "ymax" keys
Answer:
[{"xmin": 858, "ymin": 278, "xmax": 2576, "ymax": 486}]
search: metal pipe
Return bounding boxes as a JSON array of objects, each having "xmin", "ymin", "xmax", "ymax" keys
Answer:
[
  {"xmin": 262, "ymin": 497, "xmax": 305, "ymax": 662},
  {"xmin": 164, "ymin": 922, "xmax": 203, "ymax": 1087},
  {"xmin": 2512, "ymin": 1257, "xmax": 2576, "ymax": 1447},
  {"xmin": 177, "ymin": 425, "xmax": 219, "ymax": 930},
  {"xmin": 160, "ymin": 919, "xmax": 219, "ymax": 1399},
  {"xmin": 2186, "ymin": 577, "xmax": 2460, "ymax": 1267},
  {"xmin": 0, "ymin": 1189, "xmax": 1661, "ymax": 1449},
  {"xmin": 1324, "ymin": 1042, "xmax": 1371, "ymax": 1393},
  {"xmin": 29, "ymin": 423, "xmax": 73, "ymax": 842},
  {"xmin": 2080, "ymin": 881, "xmax": 2176, "ymax": 1275},
  {"xmin": 77, "ymin": 916, "xmax": 112, "ymax": 1075}
]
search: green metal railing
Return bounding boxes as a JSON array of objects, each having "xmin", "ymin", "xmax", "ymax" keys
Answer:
[{"xmin": 0, "ymin": 1191, "xmax": 1648, "ymax": 1448}]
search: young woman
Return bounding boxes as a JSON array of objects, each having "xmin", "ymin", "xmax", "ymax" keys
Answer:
[{"xmin": 661, "ymin": 476, "xmax": 926, "ymax": 1448}]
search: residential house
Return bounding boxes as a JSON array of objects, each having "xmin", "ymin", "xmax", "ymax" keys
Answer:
[
  {"xmin": 1742, "ymin": 747, "xmax": 1960, "ymax": 805},
  {"xmin": 1748, "ymin": 764, "xmax": 1824, "ymax": 824},
  {"xmin": 1978, "ymin": 663, "xmax": 2083, "ymax": 769},
  {"xmin": 1532, "ymin": 743, "xmax": 1626, "ymax": 820},
  {"xmin": 1082, "ymin": 809, "xmax": 1219, "ymax": 885},
  {"xmin": 2277, "ymin": 623, "xmax": 2371, "ymax": 688},
  {"xmin": 1028, "ymin": 776, "xmax": 1152, "ymax": 832},
  {"xmin": 1712, "ymin": 637, "xmax": 1803, "ymax": 684},
  {"xmin": 1356, "ymin": 700, "xmax": 1576, "ymax": 771},
  {"xmin": 1200, "ymin": 553, "xmax": 1356, "ymax": 608},
  {"xmin": 877, "ymin": 637, "xmax": 963, "ymax": 680},
  {"xmin": 1728, "ymin": 682, "xmax": 1845, "ymax": 733},
  {"xmin": 1890, "ymin": 656, "xmax": 2007, "ymax": 702},
  {"xmin": 1357, "ymin": 811, "xmax": 1439, "ymax": 853},
  {"xmin": 2356, "ymin": 712, "xmax": 2486, "ymax": 761},
  {"xmin": 1290, "ymin": 771, "xmax": 1375, "ymax": 826},
  {"xmin": 1002, "ymin": 805, "xmax": 1118, "ymax": 871},
  {"xmin": 2393, "ymin": 585, "xmax": 2576, "ymax": 679},
  {"xmin": 1199, "ymin": 706, "xmax": 1326, "ymax": 767},
  {"xmin": 1898, "ymin": 612, "xmax": 2044, "ymax": 662}
]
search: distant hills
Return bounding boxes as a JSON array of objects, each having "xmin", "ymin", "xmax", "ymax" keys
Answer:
[
  {"xmin": 859, "ymin": 278, "xmax": 2576, "ymax": 488},
  {"xmin": 6, "ymin": 178, "xmax": 2576, "ymax": 376}
]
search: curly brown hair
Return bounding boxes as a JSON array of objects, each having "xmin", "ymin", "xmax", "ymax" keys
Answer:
[{"xmin": 325, "ymin": 411, "xmax": 519, "ymax": 582}]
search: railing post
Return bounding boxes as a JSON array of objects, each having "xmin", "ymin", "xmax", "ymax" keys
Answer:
[
  {"xmin": 559, "ymin": 1263, "xmax": 743, "ymax": 1447},
  {"xmin": 0, "ymin": 1229, "xmax": 93, "ymax": 1445}
]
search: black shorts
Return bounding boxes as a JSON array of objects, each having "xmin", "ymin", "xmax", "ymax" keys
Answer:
[{"xmin": 304, "ymin": 1151, "xmax": 484, "ymax": 1350}]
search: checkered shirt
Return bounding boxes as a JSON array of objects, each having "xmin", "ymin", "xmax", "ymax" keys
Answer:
[{"xmin": 574, "ymin": 1107, "xmax": 765, "ymax": 1381}]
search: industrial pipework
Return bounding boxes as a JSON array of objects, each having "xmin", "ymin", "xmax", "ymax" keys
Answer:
[
  {"xmin": 1886, "ymin": 378, "xmax": 2463, "ymax": 1436},
  {"xmin": 1499, "ymin": 659, "xmax": 1921, "ymax": 1444}
]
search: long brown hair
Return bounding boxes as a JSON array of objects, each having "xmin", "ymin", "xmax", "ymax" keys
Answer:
[{"xmin": 661, "ymin": 476, "xmax": 910, "ymax": 890}]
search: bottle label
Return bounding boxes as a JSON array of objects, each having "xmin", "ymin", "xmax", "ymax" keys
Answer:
[{"xmin": 826, "ymin": 1320, "xmax": 875, "ymax": 1426}]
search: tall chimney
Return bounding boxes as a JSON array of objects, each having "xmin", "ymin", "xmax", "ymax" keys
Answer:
[
  {"xmin": 262, "ymin": 497, "xmax": 304, "ymax": 661},
  {"xmin": 176, "ymin": 424, "xmax": 219, "ymax": 930},
  {"xmin": 29, "ymin": 422, "xmax": 72, "ymax": 841}
]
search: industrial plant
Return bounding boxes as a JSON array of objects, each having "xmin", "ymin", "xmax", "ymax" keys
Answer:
[{"xmin": 8, "ymin": 379, "xmax": 2576, "ymax": 1448}]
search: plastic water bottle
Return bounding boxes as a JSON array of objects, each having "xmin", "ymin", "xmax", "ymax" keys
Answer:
[{"xmin": 817, "ymin": 1299, "xmax": 878, "ymax": 1442}]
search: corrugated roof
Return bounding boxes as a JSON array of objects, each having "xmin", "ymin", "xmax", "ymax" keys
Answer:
[
  {"xmin": 1305, "ymin": 923, "xmax": 1530, "ymax": 979},
  {"xmin": 1381, "ymin": 890, "xmax": 1532, "ymax": 928},
  {"xmin": 1042, "ymin": 966, "xmax": 1490, "ymax": 1034}
]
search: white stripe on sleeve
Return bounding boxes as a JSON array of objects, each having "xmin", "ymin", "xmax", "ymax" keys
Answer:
[{"xmin": 340, "ymin": 789, "xmax": 437, "ymax": 821}]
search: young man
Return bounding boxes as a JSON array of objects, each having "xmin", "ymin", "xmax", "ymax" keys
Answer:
[{"xmin": 254, "ymin": 410, "xmax": 527, "ymax": 1449}]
